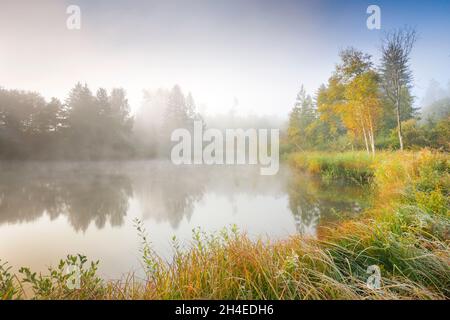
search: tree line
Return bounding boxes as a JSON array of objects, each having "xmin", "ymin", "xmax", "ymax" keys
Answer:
[
  {"xmin": 285, "ymin": 28, "xmax": 449, "ymax": 154},
  {"xmin": 0, "ymin": 83, "xmax": 200, "ymax": 160},
  {"xmin": 2, "ymin": 27, "xmax": 448, "ymax": 160}
]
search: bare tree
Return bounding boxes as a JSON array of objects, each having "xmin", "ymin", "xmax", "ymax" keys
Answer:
[{"xmin": 380, "ymin": 28, "xmax": 417, "ymax": 150}]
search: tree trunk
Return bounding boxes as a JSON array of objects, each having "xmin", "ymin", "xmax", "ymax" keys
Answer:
[
  {"xmin": 362, "ymin": 126, "xmax": 370, "ymax": 155},
  {"xmin": 396, "ymin": 88, "xmax": 404, "ymax": 151},
  {"xmin": 368, "ymin": 115, "xmax": 376, "ymax": 156},
  {"xmin": 369, "ymin": 129, "xmax": 375, "ymax": 156}
]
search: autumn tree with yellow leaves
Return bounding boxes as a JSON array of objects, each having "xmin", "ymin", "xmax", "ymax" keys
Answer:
[
  {"xmin": 341, "ymin": 70, "xmax": 383, "ymax": 155},
  {"xmin": 317, "ymin": 48, "xmax": 383, "ymax": 154}
]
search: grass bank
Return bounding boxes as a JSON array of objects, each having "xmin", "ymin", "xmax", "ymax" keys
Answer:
[
  {"xmin": 1, "ymin": 150, "xmax": 449, "ymax": 300},
  {"xmin": 289, "ymin": 151, "xmax": 376, "ymax": 184}
]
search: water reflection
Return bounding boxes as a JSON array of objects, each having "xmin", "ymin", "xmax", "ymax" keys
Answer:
[
  {"xmin": 0, "ymin": 161, "xmax": 370, "ymax": 235},
  {"xmin": 0, "ymin": 163, "xmax": 132, "ymax": 232},
  {"xmin": 287, "ymin": 171, "xmax": 371, "ymax": 236}
]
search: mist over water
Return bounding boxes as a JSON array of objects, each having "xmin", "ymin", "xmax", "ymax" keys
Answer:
[{"xmin": 0, "ymin": 161, "xmax": 370, "ymax": 278}]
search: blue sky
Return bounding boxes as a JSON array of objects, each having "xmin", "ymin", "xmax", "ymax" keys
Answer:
[{"xmin": 0, "ymin": 0, "xmax": 449, "ymax": 117}]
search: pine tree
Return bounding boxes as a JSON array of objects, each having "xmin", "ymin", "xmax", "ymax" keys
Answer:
[{"xmin": 287, "ymin": 85, "xmax": 315, "ymax": 151}]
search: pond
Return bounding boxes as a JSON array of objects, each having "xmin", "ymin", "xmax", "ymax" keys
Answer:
[{"xmin": 0, "ymin": 161, "xmax": 371, "ymax": 279}]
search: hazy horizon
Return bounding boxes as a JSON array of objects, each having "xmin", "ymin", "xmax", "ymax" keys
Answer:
[{"xmin": 1, "ymin": 0, "xmax": 450, "ymax": 117}]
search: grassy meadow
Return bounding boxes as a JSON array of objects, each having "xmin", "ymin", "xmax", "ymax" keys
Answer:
[{"xmin": 1, "ymin": 149, "xmax": 448, "ymax": 300}]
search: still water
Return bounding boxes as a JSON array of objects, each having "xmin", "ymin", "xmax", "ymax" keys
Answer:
[{"xmin": 0, "ymin": 161, "xmax": 370, "ymax": 279}]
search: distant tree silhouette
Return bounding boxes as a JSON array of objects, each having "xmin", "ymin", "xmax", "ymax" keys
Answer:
[{"xmin": 0, "ymin": 83, "xmax": 135, "ymax": 160}]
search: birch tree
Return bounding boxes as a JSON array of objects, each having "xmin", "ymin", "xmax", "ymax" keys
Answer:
[{"xmin": 380, "ymin": 28, "xmax": 417, "ymax": 150}]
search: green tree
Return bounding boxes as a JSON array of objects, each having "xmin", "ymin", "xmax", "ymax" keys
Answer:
[
  {"xmin": 107, "ymin": 88, "xmax": 134, "ymax": 156},
  {"xmin": 380, "ymin": 28, "xmax": 417, "ymax": 150},
  {"xmin": 65, "ymin": 83, "xmax": 99, "ymax": 158},
  {"xmin": 315, "ymin": 48, "xmax": 381, "ymax": 152},
  {"xmin": 287, "ymin": 85, "xmax": 315, "ymax": 151}
]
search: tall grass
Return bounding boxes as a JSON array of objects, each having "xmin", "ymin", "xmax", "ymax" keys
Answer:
[
  {"xmin": 289, "ymin": 151, "xmax": 376, "ymax": 184},
  {"xmin": 1, "ymin": 150, "xmax": 449, "ymax": 300}
]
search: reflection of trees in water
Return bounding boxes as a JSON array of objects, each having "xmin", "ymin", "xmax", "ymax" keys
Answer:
[
  {"xmin": 0, "ymin": 162, "xmax": 291, "ymax": 231},
  {"xmin": 0, "ymin": 162, "xmax": 371, "ymax": 234},
  {"xmin": 134, "ymin": 164, "xmax": 370, "ymax": 233},
  {"xmin": 132, "ymin": 163, "xmax": 288, "ymax": 228},
  {"xmin": 292, "ymin": 205, "xmax": 320, "ymax": 237},
  {"xmin": 132, "ymin": 163, "xmax": 207, "ymax": 228},
  {"xmin": 287, "ymin": 171, "xmax": 371, "ymax": 237},
  {"xmin": 0, "ymin": 176, "xmax": 63, "ymax": 224},
  {"xmin": 0, "ymin": 163, "xmax": 132, "ymax": 232},
  {"xmin": 60, "ymin": 175, "xmax": 132, "ymax": 231}
]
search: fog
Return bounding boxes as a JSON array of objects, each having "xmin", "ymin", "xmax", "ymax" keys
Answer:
[
  {"xmin": 0, "ymin": 0, "xmax": 325, "ymax": 116},
  {"xmin": 420, "ymin": 80, "xmax": 450, "ymax": 121},
  {"xmin": 0, "ymin": 161, "xmax": 369, "ymax": 232},
  {"xmin": 1, "ymin": 0, "xmax": 449, "ymax": 159},
  {"xmin": 2, "ymin": 0, "xmax": 449, "ymax": 117}
]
